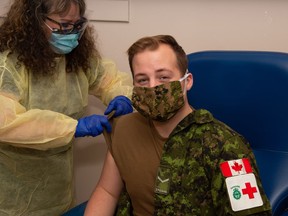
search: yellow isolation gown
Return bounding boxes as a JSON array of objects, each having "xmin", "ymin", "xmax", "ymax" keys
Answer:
[{"xmin": 0, "ymin": 50, "xmax": 132, "ymax": 216}]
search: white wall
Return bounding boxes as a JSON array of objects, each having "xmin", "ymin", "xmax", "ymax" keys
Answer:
[
  {"xmin": 74, "ymin": 0, "xmax": 288, "ymax": 205},
  {"xmin": 94, "ymin": 0, "xmax": 288, "ymax": 72}
]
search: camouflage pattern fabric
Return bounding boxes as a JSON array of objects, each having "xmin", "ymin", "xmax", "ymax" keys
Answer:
[
  {"xmin": 132, "ymin": 81, "xmax": 184, "ymax": 121},
  {"xmin": 115, "ymin": 109, "xmax": 272, "ymax": 216}
]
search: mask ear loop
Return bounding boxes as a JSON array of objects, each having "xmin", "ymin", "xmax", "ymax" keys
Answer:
[
  {"xmin": 179, "ymin": 70, "xmax": 189, "ymax": 95},
  {"xmin": 78, "ymin": 18, "xmax": 89, "ymax": 39}
]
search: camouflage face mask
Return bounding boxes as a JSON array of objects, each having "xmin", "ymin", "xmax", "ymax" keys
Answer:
[{"xmin": 132, "ymin": 79, "xmax": 186, "ymax": 121}]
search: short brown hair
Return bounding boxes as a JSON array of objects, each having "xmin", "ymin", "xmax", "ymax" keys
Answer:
[{"xmin": 127, "ymin": 35, "xmax": 188, "ymax": 75}]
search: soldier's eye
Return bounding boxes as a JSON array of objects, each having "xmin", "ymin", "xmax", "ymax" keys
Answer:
[
  {"xmin": 137, "ymin": 79, "xmax": 148, "ymax": 85},
  {"xmin": 159, "ymin": 76, "xmax": 169, "ymax": 81}
]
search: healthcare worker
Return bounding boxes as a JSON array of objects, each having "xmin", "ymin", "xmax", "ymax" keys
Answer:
[{"xmin": 0, "ymin": 0, "xmax": 133, "ymax": 215}]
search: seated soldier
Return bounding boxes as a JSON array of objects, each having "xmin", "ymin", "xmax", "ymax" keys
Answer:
[{"xmin": 84, "ymin": 35, "xmax": 272, "ymax": 215}]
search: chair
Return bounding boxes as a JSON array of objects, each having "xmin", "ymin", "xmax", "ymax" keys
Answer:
[
  {"xmin": 61, "ymin": 201, "xmax": 87, "ymax": 216},
  {"xmin": 187, "ymin": 50, "xmax": 288, "ymax": 216}
]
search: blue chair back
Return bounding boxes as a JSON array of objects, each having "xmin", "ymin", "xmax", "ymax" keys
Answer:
[{"xmin": 187, "ymin": 50, "xmax": 288, "ymax": 215}]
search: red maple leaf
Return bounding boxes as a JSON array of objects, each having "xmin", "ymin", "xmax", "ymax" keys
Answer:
[{"xmin": 231, "ymin": 162, "xmax": 243, "ymax": 172}]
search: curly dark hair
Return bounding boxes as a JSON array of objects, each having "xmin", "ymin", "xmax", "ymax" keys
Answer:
[{"xmin": 0, "ymin": 0, "xmax": 101, "ymax": 77}]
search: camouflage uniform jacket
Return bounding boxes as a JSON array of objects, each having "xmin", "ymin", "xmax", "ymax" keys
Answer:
[{"xmin": 115, "ymin": 109, "xmax": 272, "ymax": 216}]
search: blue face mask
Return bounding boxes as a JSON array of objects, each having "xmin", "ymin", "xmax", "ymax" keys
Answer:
[{"xmin": 48, "ymin": 32, "xmax": 80, "ymax": 54}]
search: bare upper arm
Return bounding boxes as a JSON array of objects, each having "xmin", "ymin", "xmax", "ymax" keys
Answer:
[
  {"xmin": 84, "ymin": 151, "xmax": 123, "ymax": 216},
  {"xmin": 97, "ymin": 150, "xmax": 123, "ymax": 198}
]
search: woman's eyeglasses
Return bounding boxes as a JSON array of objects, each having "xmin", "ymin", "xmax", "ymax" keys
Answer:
[{"xmin": 44, "ymin": 16, "xmax": 88, "ymax": 34}]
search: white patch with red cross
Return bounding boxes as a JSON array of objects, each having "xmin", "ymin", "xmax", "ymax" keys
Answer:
[
  {"xmin": 220, "ymin": 158, "xmax": 263, "ymax": 211},
  {"xmin": 225, "ymin": 173, "xmax": 263, "ymax": 211}
]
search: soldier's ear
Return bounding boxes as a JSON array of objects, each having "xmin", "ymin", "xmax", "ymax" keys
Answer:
[{"xmin": 186, "ymin": 73, "xmax": 193, "ymax": 91}]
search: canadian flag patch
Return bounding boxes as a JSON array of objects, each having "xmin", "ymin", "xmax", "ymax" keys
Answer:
[
  {"xmin": 226, "ymin": 173, "xmax": 263, "ymax": 211},
  {"xmin": 220, "ymin": 158, "xmax": 253, "ymax": 177}
]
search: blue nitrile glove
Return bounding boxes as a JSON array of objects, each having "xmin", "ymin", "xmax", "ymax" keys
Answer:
[
  {"xmin": 104, "ymin": 95, "xmax": 133, "ymax": 118},
  {"xmin": 75, "ymin": 115, "xmax": 112, "ymax": 138}
]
